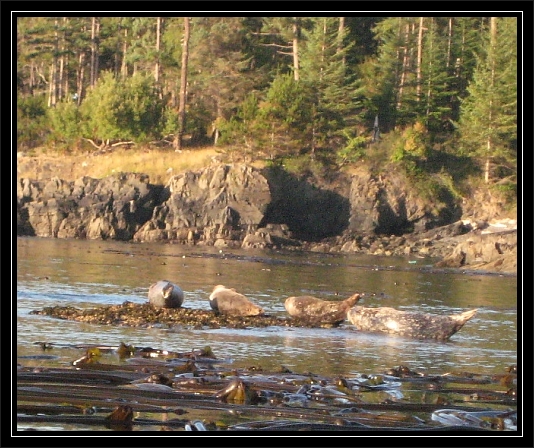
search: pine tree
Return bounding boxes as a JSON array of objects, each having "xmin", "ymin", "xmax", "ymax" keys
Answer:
[
  {"xmin": 419, "ymin": 17, "xmax": 456, "ymax": 133},
  {"xmin": 184, "ymin": 17, "xmax": 259, "ymax": 143},
  {"xmin": 299, "ymin": 17, "xmax": 364, "ymax": 159},
  {"xmin": 458, "ymin": 17, "xmax": 517, "ymax": 186}
]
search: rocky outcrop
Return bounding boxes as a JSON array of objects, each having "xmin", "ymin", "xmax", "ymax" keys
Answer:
[
  {"xmin": 16, "ymin": 163, "xmax": 517, "ymax": 274},
  {"xmin": 434, "ymin": 227, "xmax": 517, "ymax": 273},
  {"xmin": 261, "ymin": 166, "xmax": 350, "ymax": 241},
  {"xmin": 346, "ymin": 166, "xmax": 461, "ymax": 235},
  {"xmin": 17, "ymin": 173, "xmax": 163, "ymax": 240},
  {"xmin": 132, "ymin": 164, "xmax": 271, "ymax": 247}
]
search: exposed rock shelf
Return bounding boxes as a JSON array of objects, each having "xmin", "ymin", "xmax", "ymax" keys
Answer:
[{"xmin": 17, "ymin": 163, "xmax": 517, "ymax": 274}]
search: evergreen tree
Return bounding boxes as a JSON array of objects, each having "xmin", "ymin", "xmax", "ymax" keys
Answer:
[
  {"xmin": 183, "ymin": 17, "xmax": 258, "ymax": 142},
  {"xmin": 458, "ymin": 17, "xmax": 517, "ymax": 186},
  {"xmin": 257, "ymin": 72, "xmax": 314, "ymax": 158},
  {"xmin": 419, "ymin": 17, "xmax": 456, "ymax": 133},
  {"xmin": 446, "ymin": 17, "xmax": 486, "ymax": 122},
  {"xmin": 299, "ymin": 17, "xmax": 364, "ymax": 159},
  {"xmin": 259, "ymin": 17, "xmax": 313, "ymax": 80},
  {"xmin": 359, "ymin": 17, "xmax": 411, "ymax": 132}
]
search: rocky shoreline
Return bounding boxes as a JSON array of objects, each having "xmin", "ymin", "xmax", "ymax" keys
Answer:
[{"xmin": 16, "ymin": 162, "xmax": 517, "ymax": 275}]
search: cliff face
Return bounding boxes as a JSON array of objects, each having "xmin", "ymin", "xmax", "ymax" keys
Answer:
[
  {"xmin": 16, "ymin": 162, "xmax": 517, "ymax": 273},
  {"xmin": 346, "ymin": 166, "xmax": 462, "ymax": 235},
  {"xmin": 17, "ymin": 173, "xmax": 163, "ymax": 240},
  {"xmin": 133, "ymin": 164, "xmax": 271, "ymax": 245}
]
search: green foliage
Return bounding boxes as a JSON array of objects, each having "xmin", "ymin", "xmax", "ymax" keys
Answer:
[
  {"xmin": 268, "ymin": 154, "xmax": 327, "ymax": 180},
  {"xmin": 361, "ymin": 17, "xmax": 409, "ymax": 131},
  {"xmin": 217, "ymin": 92, "xmax": 269, "ymax": 159},
  {"xmin": 457, "ymin": 17, "xmax": 517, "ymax": 184},
  {"xmin": 389, "ymin": 122, "xmax": 430, "ymax": 169},
  {"xmin": 299, "ymin": 18, "xmax": 365, "ymax": 152},
  {"xmin": 336, "ymin": 129, "xmax": 367, "ymax": 165},
  {"xmin": 17, "ymin": 94, "xmax": 46, "ymax": 119},
  {"xmin": 251, "ymin": 73, "xmax": 315, "ymax": 158},
  {"xmin": 419, "ymin": 18, "xmax": 457, "ymax": 133},
  {"xmin": 187, "ymin": 17, "xmax": 259, "ymax": 135},
  {"xmin": 80, "ymin": 71, "xmax": 165, "ymax": 144},
  {"xmin": 120, "ymin": 74, "xmax": 165, "ymax": 141},
  {"xmin": 79, "ymin": 72, "xmax": 122, "ymax": 141},
  {"xmin": 17, "ymin": 95, "xmax": 49, "ymax": 150},
  {"xmin": 48, "ymin": 101, "xmax": 82, "ymax": 141},
  {"xmin": 492, "ymin": 181, "xmax": 517, "ymax": 204},
  {"xmin": 262, "ymin": 73, "xmax": 313, "ymax": 126},
  {"xmin": 435, "ymin": 168, "xmax": 465, "ymax": 200},
  {"xmin": 400, "ymin": 122, "xmax": 430, "ymax": 159}
]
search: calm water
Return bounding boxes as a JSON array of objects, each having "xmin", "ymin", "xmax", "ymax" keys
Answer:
[{"xmin": 16, "ymin": 236, "xmax": 518, "ymax": 378}]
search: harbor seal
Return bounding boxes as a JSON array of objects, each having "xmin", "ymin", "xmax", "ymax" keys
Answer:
[
  {"xmin": 346, "ymin": 306, "xmax": 478, "ymax": 340},
  {"xmin": 148, "ymin": 280, "xmax": 184, "ymax": 309},
  {"xmin": 209, "ymin": 285, "xmax": 264, "ymax": 317},
  {"xmin": 284, "ymin": 293, "xmax": 361, "ymax": 325}
]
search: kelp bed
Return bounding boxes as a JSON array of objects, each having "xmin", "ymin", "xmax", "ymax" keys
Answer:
[
  {"xmin": 30, "ymin": 301, "xmax": 337, "ymax": 329},
  {"xmin": 17, "ymin": 339, "xmax": 518, "ymax": 433}
]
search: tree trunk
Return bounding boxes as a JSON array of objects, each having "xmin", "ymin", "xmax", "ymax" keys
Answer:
[
  {"xmin": 175, "ymin": 17, "xmax": 190, "ymax": 151},
  {"xmin": 57, "ymin": 17, "xmax": 70, "ymax": 101},
  {"xmin": 338, "ymin": 17, "xmax": 346, "ymax": 65},
  {"xmin": 485, "ymin": 17, "xmax": 498, "ymax": 184},
  {"xmin": 425, "ymin": 18, "xmax": 434, "ymax": 117},
  {"xmin": 321, "ymin": 18, "xmax": 326, "ymax": 71},
  {"xmin": 114, "ymin": 21, "xmax": 121, "ymax": 76},
  {"xmin": 49, "ymin": 19, "xmax": 59, "ymax": 107},
  {"xmin": 155, "ymin": 17, "xmax": 161, "ymax": 85},
  {"xmin": 90, "ymin": 17, "xmax": 100, "ymax": 89},
  {"xmin": 47, "ymin": 64, "xmax": 54, "ymax": 108},
  {"xmin": 416, "ymin": 17, "xmax": 424, "ymax": 101},
  {"xmin": 58, "ymin": 53, "xmax": 64, "ymax": 101},
  {"xmin": 121, "ymin": 28, "xmax": 128, "ymax": 79},
  {"xmin": 76, "ymin": 52, "xmax": 85, "ymax": 105},
  {"xmin": 292, "ymin": 18, "xmax": 300, "ymax": 81},
  {"xmin": 446, "ymin": 17, "xmax": 453, "ymax": 70},
  {"xmin": 397, "ymin": 21, "xmax": 410, "ymax": 109}
]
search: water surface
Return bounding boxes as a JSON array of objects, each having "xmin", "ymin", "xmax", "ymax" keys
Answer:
[{"xmin": 16, "ymin": 236, "xmax": 518, "ymax": 378}]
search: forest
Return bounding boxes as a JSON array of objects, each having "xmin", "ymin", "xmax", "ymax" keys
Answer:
[{"xmin": 16, "ymin": 16, "xmax": 518, "ymax": 202}]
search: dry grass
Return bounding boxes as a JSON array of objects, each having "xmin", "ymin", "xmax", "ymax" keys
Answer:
[{"xmin": 17, "ymin": 146, "xmax": 226, "ymax": 184}]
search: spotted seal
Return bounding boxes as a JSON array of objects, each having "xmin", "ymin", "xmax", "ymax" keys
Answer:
[
  {"xmin": 148, "ymin": 280, "xmax": 184, "ymax": 309},
  {"xmin": 346, "ymin": 306, "xmax": 478, "ymax": 340}
]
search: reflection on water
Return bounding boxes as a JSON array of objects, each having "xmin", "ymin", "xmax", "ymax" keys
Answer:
[{"xmin": 16, "ymin": 236, "xmax": 518, "ymax": 379}]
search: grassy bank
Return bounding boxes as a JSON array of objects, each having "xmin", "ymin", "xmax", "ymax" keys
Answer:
[{"xmin": 16, "ymin": 146, "xmax": 226, "ymax": 185}]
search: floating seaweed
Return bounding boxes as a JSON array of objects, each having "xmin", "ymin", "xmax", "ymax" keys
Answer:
[{"xmin": 16, "ymin": 343, "xmax": 518, "ymax": 433}]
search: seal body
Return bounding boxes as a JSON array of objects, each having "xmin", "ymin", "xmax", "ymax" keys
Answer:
[
  {"xmin": 148, "ymin": 280, "xmax": 184, "ymax": 309},
  {"xmin": 284, "ymin": 293, "xmax": 361, "ymax": 325},
  {"xmin": 346, "ymin": 306, "xmax": 478, "ymax": 340},
  {"xmin": 209, "ymin": 285, "xmax": 264, "ymax": 316}
]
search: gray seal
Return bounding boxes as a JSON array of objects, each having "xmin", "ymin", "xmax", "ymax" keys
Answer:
[
  {"xmin": 346, "ymin": 306, "xmax": 478, "ymax": 340},
  {"xmin": 148, "ymin": 280, "xmax": 184, "ymax": 308}
]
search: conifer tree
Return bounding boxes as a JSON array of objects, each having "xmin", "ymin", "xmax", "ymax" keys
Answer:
[
  {"xmin": 299, "ymin": 17, "xmax": 364, "ymax": 159},
  {"xmin": 458, "ymin": 17, "xmax": 517, "ymax": 186}
]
